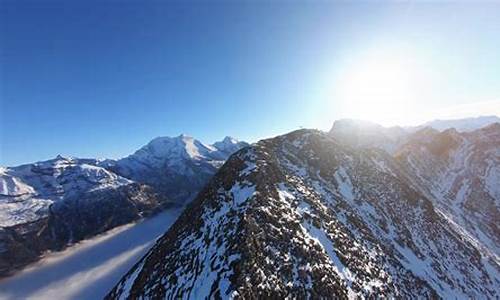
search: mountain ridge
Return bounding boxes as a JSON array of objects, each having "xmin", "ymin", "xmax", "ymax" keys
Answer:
[{"xmin": 107, "ymin": 128, "xmax": 499, "ymax": 299}]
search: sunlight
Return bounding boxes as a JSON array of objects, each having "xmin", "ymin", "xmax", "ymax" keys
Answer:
[{"xmin": 334, "ymin": 48, "xmax": 428, "ymax": 126}]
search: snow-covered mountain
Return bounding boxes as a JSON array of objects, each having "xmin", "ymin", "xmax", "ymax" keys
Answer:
[
  {"xmin": 330, "ymin": 118, "xmax": 500, "ymax": 259},
  {"xmin": 0, "ymin": 135, "xmax": 248, "ymax": 277},
  {"xmin": 329, "ymin": 115, "xmax": 500, "ymax": 153},
  {"xmin": 0, "ymin": 156, "xmax": 165, "ymax": 276},
  {"xmin": 107, "ymin": 129, "xmax": 499, "ymax": 299},
  {"xmin": 420, "ymin": 115, "xmax": 500, "ymax": 132},
  {"xmin": 107, "ymin": 135, "xmax": 249, "ymax": 203}
]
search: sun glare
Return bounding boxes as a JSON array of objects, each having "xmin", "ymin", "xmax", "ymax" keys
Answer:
[{"xmin": 334, "ymin": 48, "xmax": 428, "ymax": 126}]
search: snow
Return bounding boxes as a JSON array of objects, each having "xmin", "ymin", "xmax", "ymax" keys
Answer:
[
  {"xmin": 143, "ymin": 180, "xmax": 256, "ymax": 299},
  {"xmin": 334, "ymin": 166, "xmax": 355, "ymax": 201},
  {"xmin": 484, "ymin": 161, "xmax": 500, "ymax": 201},
  {"xmin": 213, "ymin": 136, "xmax": 246, "ymax": 154},
  {"xmin": 301, "ymin": 222, "xmax": 355, "ymax": 286},
  {"xmin": 0, "ymin": 197, "xmax": 53, "ymax": 227},
  {"xmin": 231, "ymin": 182, "xmax": 256, "ymax": 206},
  {"xmin": 116, "ymin": 260, "xmax": 144, "ymax": 300},
  {"xmin": 0, "ymin": 209, "xmax": 183, "ymax": 300},
  {"xmin": 240, "ymin": 161, "xmax": 257, "ymax": 176},
  {"xmin": 0, "ymin": 157, "xmax": 135, "ymax": 227},
  {"xmin": 115, "ymin": 134, "xmax": 247, "ymax": 180},
  {"xmin": 0, "ymin": 173, "xmax": 35, "ymax": 196}
]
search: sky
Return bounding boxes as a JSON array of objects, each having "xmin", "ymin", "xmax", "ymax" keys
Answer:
[{"xmin": 1, "ymin": 1, "xmax": 500, "ymax": 166}]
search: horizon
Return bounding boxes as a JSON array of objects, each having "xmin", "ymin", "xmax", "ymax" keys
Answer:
[
  {"xmin": 2, "ymin": 114, "xmax": 499, "ymax": 167},
  {"xmin": 2, "ymin": 1, "xmax": 500, "ymax": 166}
]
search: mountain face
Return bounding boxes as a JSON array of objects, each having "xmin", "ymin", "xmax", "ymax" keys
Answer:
[
  {"xmin": 107, "ymin": 130, "xmax": 499, "ymax": 299},
  {"xmin": 108, "ymin": 135, "xmax": 249, "ymax": 203},
  {"xmin": 395, "ymin": 124, "xmax": 500, "ymax": 258},
  {"xmin": 330, "ymin": 119, "xmax": 500, "ymax": 260},
  {"xmin": 0, "ymin": 156, "xmax": 167, "ymax": 277}
]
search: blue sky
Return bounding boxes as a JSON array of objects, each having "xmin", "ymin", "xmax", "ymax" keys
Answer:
[{"xmin": 1, "ymin": 1, "xmax": 500, "ymax": 166}]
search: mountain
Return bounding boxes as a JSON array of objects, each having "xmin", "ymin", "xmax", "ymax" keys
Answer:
[
  {"xmin": 395, "ymin": 123, "xmax": 500, "ymax": 258},
  {"xmin": 420, "ymin": 115, "xmax": 500, "ymax": 132},
  {"xmin": 329, "ymin": 119, "xmax": 407, "ymax": 153},
  {"xmin": 0, "ymin": 135, "xmax": 248, "ymax": 276},
  {"xmin": 329, "ymin": 116, "xmax": 500, "ymax": 153},
  {"xmin": 107, "ymin": 135, "xmax": 249, "ymax": 203},
  {"xmin": 0, "ymin": 156, "xmax": 166, "ymax": 277},
  {"xmin": 0, "ymin": 135, "xmax": 247, "ymax": 277},
  {"xmin": 330, "ymin": 118, "xmax": 500, "ymax": 259},
  {"xmin": 107, "ymin": 130, "xmax": 499, "ymax": 299}
]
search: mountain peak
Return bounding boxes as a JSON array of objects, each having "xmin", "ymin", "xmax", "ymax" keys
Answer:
[
  {"xmin": 222, "ymin": 136, "xmax": 238, "ymax": 143},
  {"xmin": 113, "ymin": 134, "xmax": 248, "ymax": 203},
  {"xmin": 54, "ymin": 154, "xmax": 73, "ymax": 161}
]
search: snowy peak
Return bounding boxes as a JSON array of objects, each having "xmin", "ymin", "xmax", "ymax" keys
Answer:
[
  {"xmin": 110, "ymin": 134, "xmax": 248, "ymax": 203},
  {"xmin": 133, "ymin": 134, "xmax": 215, "ymax": 162},
  {"xmin": 212, "ymin": 136, "xmax": 249, "ymax": 155},
  {"xmin": 128, "ymin": 134, "xmax": 247, "ymax": 164}
]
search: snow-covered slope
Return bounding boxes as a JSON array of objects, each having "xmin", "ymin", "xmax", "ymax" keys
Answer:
[
  {"xmin": 330, "ymin": 118, "xmax": 500, "ymax": 262},
  {"xmin": 395, "ymin": 123, "xmax": 500, "ymax": 260},
  {"xmin": 0, "ymin": 156, "xmax": 166, "ymax": 277},
  {"xmin": 107, "ymin": 130, "xmax": 499, "ymax": 299},
  {"xmin": 108, "ymin": 135, "xmax": 248, "ymax": 203}
]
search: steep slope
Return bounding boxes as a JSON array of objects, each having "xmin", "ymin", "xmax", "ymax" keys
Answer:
[
  {"xmin": 107, "ymin": 130, "xmax": 499, "ymax": 299},
  {"xmin": 0, "ymin": 156, "xmax": 166, "ymax": 277},
  {"xmin": 108, "ymin": 135, "xmax": 248, "ymax": 203},
  {"xmin": 395, "ymin": 123, "xmax": 500, "ymax": 259}
]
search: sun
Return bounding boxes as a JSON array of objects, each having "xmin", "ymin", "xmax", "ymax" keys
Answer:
[{"xmin": 333, "ymin": 48, "xmax": 427, "ymax": 126}]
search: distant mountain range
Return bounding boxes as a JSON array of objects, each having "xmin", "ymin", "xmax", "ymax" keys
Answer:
[
  {"xmin": 107, "ymin": 117, "xmax": 499, "ymax": 299},
  {"xmin": 420, "ymin": 115, "xmax": 500, "ymax": 132},
  {"xmin": 0, "ymin": 136, "xmax": 247, "ymax": 276}
]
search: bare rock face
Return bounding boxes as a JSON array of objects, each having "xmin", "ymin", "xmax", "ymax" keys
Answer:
[
  {"xmin": 0, "ymin": 157, "xmax": 167, "ymax": 277},
  {"xmin": 107, "ymin": 130, "xmax": 499, "ymax": 299}
]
